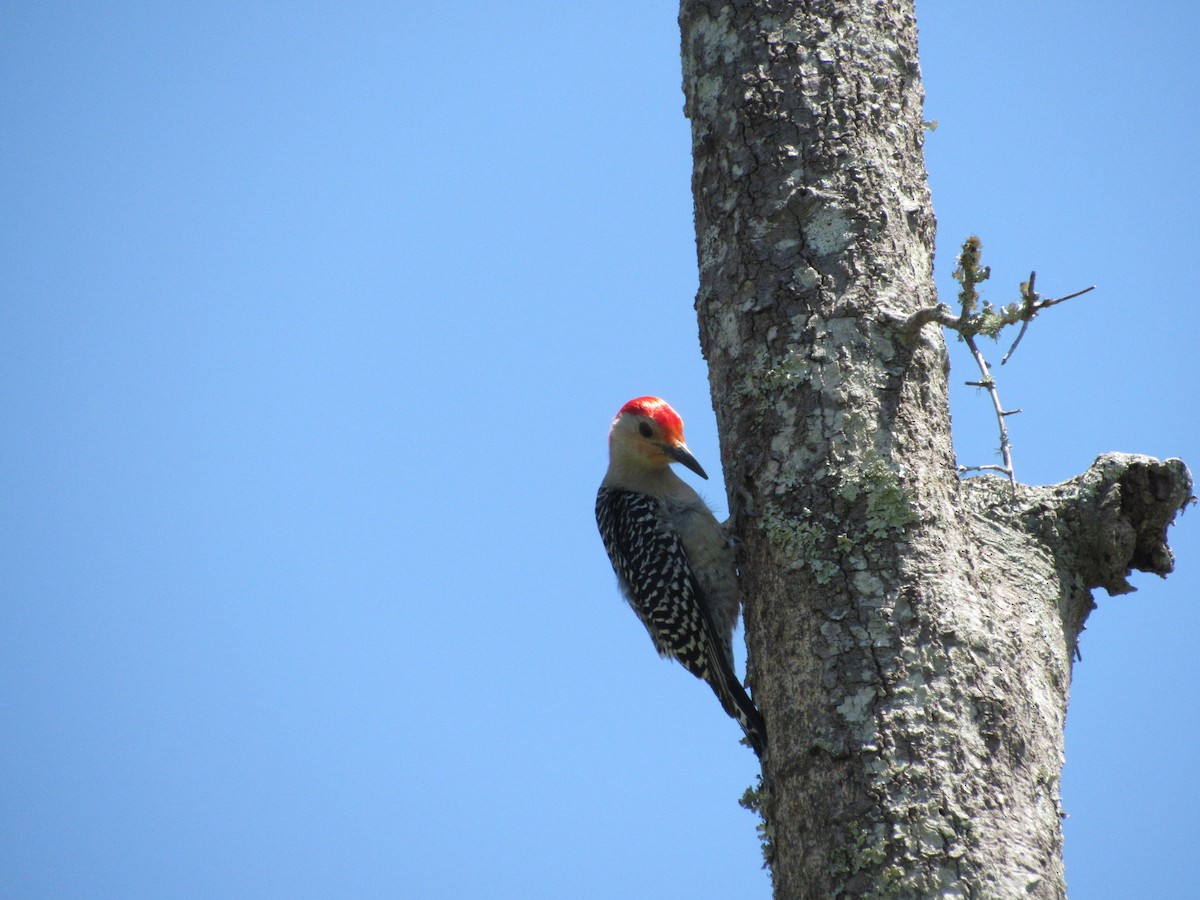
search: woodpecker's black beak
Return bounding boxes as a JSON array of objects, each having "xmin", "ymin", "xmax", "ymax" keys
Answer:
[{"xmin": 664, "ymin": 442, "xmax": 708, "ymax": 480}]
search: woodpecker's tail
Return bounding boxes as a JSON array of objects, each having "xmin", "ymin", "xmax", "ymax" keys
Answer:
[{"xmin": 706, "ymin": 639, "xmax": 767, "ymax": 758}]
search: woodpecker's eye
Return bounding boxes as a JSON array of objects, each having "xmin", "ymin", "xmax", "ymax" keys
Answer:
[{"xmin": 638, "ymin": 421, "xmax": 653, "ymax": 439}]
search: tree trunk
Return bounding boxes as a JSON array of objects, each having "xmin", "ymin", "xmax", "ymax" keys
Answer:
[{"xmin": 679, "ymin": 1, "xmax": 1192, "ymax": 897}]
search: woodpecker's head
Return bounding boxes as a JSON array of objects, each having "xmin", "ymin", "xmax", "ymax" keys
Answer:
[{"xmin": 607, "ymin": 396, "xmax": 708, "ymax": 479}]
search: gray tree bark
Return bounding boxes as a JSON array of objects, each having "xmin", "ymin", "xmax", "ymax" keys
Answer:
[{"xmin": 679, "ymin": 1, "xmax": 1192, "ymax": 897}]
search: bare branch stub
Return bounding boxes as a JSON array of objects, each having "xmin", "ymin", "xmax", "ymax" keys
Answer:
[
  {"xmin": 936, "ymin": 237, "xmax": 1095, "ymax": 494},
  {"xmin": 885, "ymin": 236, "xmax": 1096, "ymax": 493}
]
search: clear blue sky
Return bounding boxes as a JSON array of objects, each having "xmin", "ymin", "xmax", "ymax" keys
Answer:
[{"xmin": 2, "ymin": 3, "xmax": 1196, "ymax": 897}]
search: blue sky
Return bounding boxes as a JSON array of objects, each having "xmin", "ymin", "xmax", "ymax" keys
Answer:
[{"xmin": 2, "ymin": 3, "xmax": 1196, "ymax": 897}]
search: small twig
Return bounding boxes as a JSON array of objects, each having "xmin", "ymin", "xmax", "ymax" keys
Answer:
[
  {"xmin": 963, "ymin": 333, "xmax": 1017, "ymax": 495},
  {"xmin": 1001, "ymin": 271, "xmax": 1038, "ymax": 364},
  {"xmin": 1000, "ymin": 318, "xmax": 1032, "ymax": 365},
  {"xmin": 1001, "ymin": 270, "xmax": 1096, "ymax": 364},
  {"xmin": 957, "ymin": 464, "xmax": 1012, "ymax": 475},
  {"xmin": 1040, "ymin": 285, "xmax": 1098, "ymax": 308},
  {"xmin": 1001, "ymin": 319, "xmax": 1032, "ymax": 365}
]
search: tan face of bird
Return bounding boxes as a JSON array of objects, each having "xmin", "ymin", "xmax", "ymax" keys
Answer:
[{"xmin": 608, "ymin": 397, "xmax": 708, "ymax": 480}]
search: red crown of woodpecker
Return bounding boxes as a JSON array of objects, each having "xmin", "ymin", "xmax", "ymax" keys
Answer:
[{"xmin": 615, "ymin": 396, "xmax": 685, "ymax": 441}]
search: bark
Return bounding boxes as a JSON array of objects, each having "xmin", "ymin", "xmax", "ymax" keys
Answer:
[{"xmin": 678, "ymin": 1, "xmax": 1192, "ymax": 897}]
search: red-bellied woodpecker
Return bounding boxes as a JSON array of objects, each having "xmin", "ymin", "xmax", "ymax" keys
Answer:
[{"xmin": 595, "ymin": 396, "xmax": 766, "ymax": 757}]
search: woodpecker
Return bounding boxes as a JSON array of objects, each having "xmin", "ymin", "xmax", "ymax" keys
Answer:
[{"xmin": 595, "ymin": 396, "xmax": 765, "ymax": 757}]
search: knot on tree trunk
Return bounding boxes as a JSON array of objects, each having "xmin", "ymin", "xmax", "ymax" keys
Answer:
[{"xmin": 1029, "ymin": 453, "xmax": 1193, "ymax": 596}]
